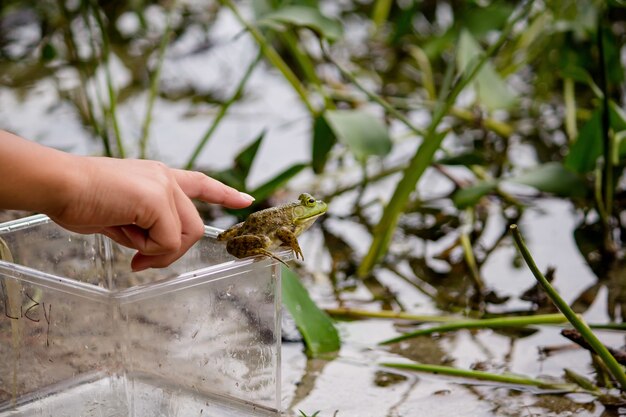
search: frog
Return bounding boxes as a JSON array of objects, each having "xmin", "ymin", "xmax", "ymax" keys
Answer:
[{"xmin": 217, "ymin": 193, "xmax": 327, "ymax": 265}]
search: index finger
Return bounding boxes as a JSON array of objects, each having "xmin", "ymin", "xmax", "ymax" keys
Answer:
[{"xmin": 173, "ymin": 169, "xmax": 254, "ymax": 209}]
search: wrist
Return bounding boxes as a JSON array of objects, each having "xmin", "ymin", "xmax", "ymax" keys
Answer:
[{"xmin": 42, "ymin": 152, "xmax": 89, "ymax": 218}]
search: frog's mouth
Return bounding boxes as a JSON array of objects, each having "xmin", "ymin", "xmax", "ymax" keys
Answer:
[{"xmin": 294, "ymin": 212, "xmax": 324, "ymax": 226}]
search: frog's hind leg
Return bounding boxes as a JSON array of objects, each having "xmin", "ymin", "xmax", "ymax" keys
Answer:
[
  {"xmin": 217, "ymin": 222, "xmax": 244, "ymax": 241},
  {"xmin": 226, "ymin": 235, "xmax": 290, "ymax": 267}
]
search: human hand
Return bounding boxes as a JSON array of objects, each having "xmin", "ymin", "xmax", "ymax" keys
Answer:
[{"xmin": 50, "ymin": 156, "xmax": 254, "ymax": 271}]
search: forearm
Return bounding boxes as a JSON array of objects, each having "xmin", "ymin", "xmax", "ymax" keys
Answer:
[{"xmin": 0, "ymin": 130, "xmax": 80, "ymax": 216}]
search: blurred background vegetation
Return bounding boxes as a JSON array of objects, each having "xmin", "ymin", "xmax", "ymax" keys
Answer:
[{"xmin": 4, "ymin": 0, "xmax": 626, "ymax": 414}]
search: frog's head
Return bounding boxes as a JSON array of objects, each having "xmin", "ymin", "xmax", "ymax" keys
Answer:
[{"xmin": 291, "ymin": 193, "xmax": 327, "ymax": 235}]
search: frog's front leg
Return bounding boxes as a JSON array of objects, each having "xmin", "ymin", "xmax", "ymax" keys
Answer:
[
  {"xmin": 225, "ymin": 235, "xmax": 288, "ymax": 266},
  {"xmin": 276, "ymin": 227, "xmax": 304, "ymax": 260}
]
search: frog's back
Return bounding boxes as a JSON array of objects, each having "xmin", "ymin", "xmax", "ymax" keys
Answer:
[{"xmin": 239, "ymin": 203, "xmax": 293, "ymax": 234}]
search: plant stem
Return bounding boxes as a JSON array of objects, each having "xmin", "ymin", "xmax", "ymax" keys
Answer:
[
  {"xmin": 279, "ymin": 31, "xmax": 334, "ymax": 110},
  {"xmin": 90, "ymin": 0, "xmax": 125, "ymax": 158},
  {"xmin": 139, "ymin": 18, "xmax": 172, "ymax": 159},
  {"xmin": 184, "ymin": 52, "xmax": 261, "ymax": 170},
  {"xmin": 380, "ymin": 314, "xmax": 568, "ymax": 345},
  {"xmin": 596, "ymin": 15, "xmax": 615, "ymax": 254},
  {"xmin": 59, "ymin": 0, "xmax": 108, "ymax": 155},
  {"xmin": 510, "ymin": 224, "xmax": 626, "ymax": 391},
  {"xmin": 220, "ymin": 0, "xmax": 316, "ymax": 115},
  {"xmin": 381, "ymin": 362, "xmax": 581, "ymax": 392},
  {"xmin": 322, "ymin": 47, "xmax": 425, "ymax": 137},
  {"xmin": 80, "ymin": 2, "xmax": 113, "ymax": 156},
  {"xmin": 407, "ymin": 45, "xmax": 436, "ymax": 101},
  {"xmin": 564, "ymin": 78, "xmax": 578, "ymax": 142},
  {"xmin": 372, "ymin": 0, "xmax": 393, "ymax": 28},
  {"xmin": 460, "ymin": 208, "xmax": 485, "ymax": 297}
]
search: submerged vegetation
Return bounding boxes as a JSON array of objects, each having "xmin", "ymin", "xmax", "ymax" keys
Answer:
[{"xmin": 3, "ymin": 0, "xmax": 626, "ymax": 414}]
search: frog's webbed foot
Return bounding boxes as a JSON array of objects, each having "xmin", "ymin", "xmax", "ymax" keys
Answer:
[
  {"xmin": 276, "ymin": 227, "xmax": 304, "ymax": 261},
  {"xmin": 255, "ymin": 248, "xmax": 291, "ymax": 268}
]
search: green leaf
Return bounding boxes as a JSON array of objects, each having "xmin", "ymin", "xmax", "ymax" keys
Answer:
[
  {"xmin": 565, "ymin": 109, "xmax": 602, "ymax": 173},
  {"xmin": 249, "ymin": 163, "xmax": 307, "ymax": 202},
  {"xmin": 259, "ymin": 6, "xmax": 343, "ymax": 42},
  {"xmin": 461, "ymin": 3, "xmax": 514, "ymax": 37},
  {"xmin": 452, "ymin": 181, "xmax": 498, "ymax": 208},
  {"xmin": 566, "ymin": 102, "xmax": 626, "ymax": 172},
  {"xmin": 234, "ymin": 131, "xmax": 265, "ymax": 180},
  {"xmin": 312, "ymin": 114, "xmax": 336, "ymax": 174},
  {"xmin": 324, "ymin": 110, "xmax": 392, "ymax": 160},
  {"xmin": 210, "ymin": 169, "xmax": 246, "ymax": 192},
  {"xmin": 457, "ymin": 30, "xmax": 517, "ymax": 111},
  {"xmin": 508, "ymin": 162, "xmax": 587, "ymax": 198},
  {"xmin": 601, "ymin": 26, "xmax": 624, "ymax": 86},
  {"xmin": 41, "ymin": 42, "xmax": 57, "ymax": 61},
  {"xmin": 282, "ymin": 266, "xmax": 340, "ymax": 356},
  {"xmin": 610, "ymin": 101, "xmax": 626, "ymax": 131},
  {"xmin": 436, "ymin": 152, "xmax": 486, "ymax": 166}
]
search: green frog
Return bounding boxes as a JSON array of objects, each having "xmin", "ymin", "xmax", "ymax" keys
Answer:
[{"xmin": 217, "ymin": 193, "xmax": 327, "ymax": 265}]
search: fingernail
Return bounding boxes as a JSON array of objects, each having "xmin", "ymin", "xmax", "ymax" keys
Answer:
[{"xmin": 240, "ymin": 192, "xmax": 255, "ymax": 202}]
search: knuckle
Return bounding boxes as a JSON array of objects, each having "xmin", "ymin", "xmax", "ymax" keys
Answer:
[{"xmin": 189, "ymin": 170, "xmax": 206, "ymax": 182}]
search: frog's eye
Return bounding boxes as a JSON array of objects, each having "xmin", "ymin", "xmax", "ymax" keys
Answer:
[{"xmin": 299, "ymin": 193, "xmax": 315, "ymax": 206}]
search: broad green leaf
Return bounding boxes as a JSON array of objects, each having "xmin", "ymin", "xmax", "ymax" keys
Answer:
[
  {"xmin": 210, "ymin": 170, "xmax": 245, "ymax": 192},
  {"xmin": 507, "ymin": 162, "xmax": 587, "ymax": 198},
  {"xmin": 461, "ymin": 3, "xmax": 514, "ymax": 37},
  {"xmin": 423, "ymin": 29, "xmax": 456, "ymax": 60},
  {"xmin": 452, "ymin": 181, "xmax": 498, "ymax": 208},
  {"xmin": 559, "ymin": 66, "xmax": 593, "ymax": 84},
  {"xmin": 457, "ymin": 30, "xmax": 517, "ymax": 111},
  {"xmin": 282, "ymin": 266, "xmax": 340, "ymax": 356},
  {"xmin": 564, "ymin": 110, "xmax": 604, "ymax": 174},
  {"xmin": 312, "ymin": 114, "xmax": 336, "ymax": 174},
  {"xmin": 324, "ymin": 110, "xmax": 392, "ymax": 160},
  {"xmin": 566, "ymin": 102, "xmax": 626, "ymax": 172},
  {"xmin": 250, "ymin": 163, "xmax": 307, "ymax": 202},
  {"xmin": 259, "ymin": 6, "xmax": 343, "ymax": 42},
  {"xmin": 565, "ymin": 109, "xmax": 602, "ymax": 173},
  {"xmin": 234, "ymin": 131, "xmax": 265, "ymax": 180}
]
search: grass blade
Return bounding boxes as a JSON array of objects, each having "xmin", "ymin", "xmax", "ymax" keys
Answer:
[
  {"xmin": 185, "ymin": 52, "xmax": 261, "ymax": 170},
  {"xmin": 325, "ymin": 308, "xmax": 462, "ymax": 322},
  {"xmin": 379, "ymin": 314, "xmax": 567, "ymax": 345},
  {"xmin": 381, "ymin": 362, "xmax": 579, "ymax": 391},
  {"xmin": 139, "ymin": 16, "xmax": 172, "ymax": 159},
  {"xmin": 220, "ymin": 0, "xmax": 316, "ymax": 115},
  {"xmin": 510, "ymin": 224, "xmax": 626, "ymax": 390}
]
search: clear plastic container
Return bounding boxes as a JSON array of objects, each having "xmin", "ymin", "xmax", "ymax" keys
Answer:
[{"xmin": 0, "ymin": 215, "xmax": 284, "ymax": 417}]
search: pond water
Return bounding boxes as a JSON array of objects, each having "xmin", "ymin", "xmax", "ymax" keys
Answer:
[{"xmin": 2, "ymin": 2, "xmax": 626, "ymax": 416}]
